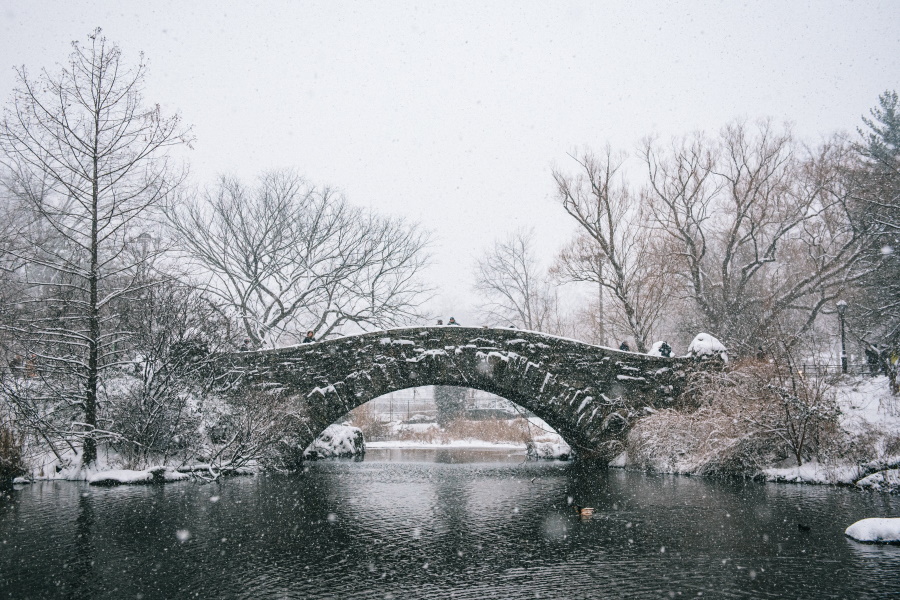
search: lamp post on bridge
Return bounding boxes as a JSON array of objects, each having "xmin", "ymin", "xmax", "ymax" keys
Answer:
[{"xmin": 837, "ymin": 300, "xmax": 848, "ymax": 374}]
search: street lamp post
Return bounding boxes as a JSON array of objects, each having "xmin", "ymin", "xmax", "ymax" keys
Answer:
[{"xmin": 837, "ymin": 300, "xmax": 848, "ymax": 374}]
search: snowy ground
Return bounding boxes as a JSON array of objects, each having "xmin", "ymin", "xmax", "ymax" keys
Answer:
[
  {"xmin": 367, "ymin": 416, "xmax": 572, "ymax": 459},
  {"xmin": 366, "ymin": 439, "xmax": 524, "ymax": 450},
  {"xmin": 763, "ymin": 375, "xmax": 900, "ymax": 490}
]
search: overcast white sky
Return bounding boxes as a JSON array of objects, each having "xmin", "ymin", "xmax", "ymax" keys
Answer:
[{"xmin": 2, "ymin": 1, "xmax": 898, "ymax": 326}]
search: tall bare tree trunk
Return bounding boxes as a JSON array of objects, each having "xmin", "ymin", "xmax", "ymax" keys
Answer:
[{"xmin": 0, "ymin": 29, "xmax": 191, "ymax": 466}]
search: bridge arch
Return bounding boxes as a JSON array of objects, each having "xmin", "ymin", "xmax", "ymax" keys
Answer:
[{"xmin": 226, "ymin": 327, "xmax": 701, "ymax": 460}]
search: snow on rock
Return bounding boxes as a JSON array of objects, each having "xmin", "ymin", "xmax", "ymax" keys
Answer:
[
  {"xmin": 856, "ymin": 469, "xmax": 900, "ymax": 493},
  {"xmin": 304, "ymin": 423, "xmax": 366, "ymax": 459},
  {"xmin": 646, "ymin": 341, "xmax": 670, "ymax": 357},
  {"xmin": 687, "ymin": 333, "xmax": 728, "ymax": 363},
  {"xmin": 526, "ymin": 441, "xmax": 572, "ymax": 460},
  {"xmin": 845, "ymin": 518, "xmax": 900, "ymax": 543},
  {"xmin": 525, "ymin": 416, "xmax": 572, "ymax": 460}
]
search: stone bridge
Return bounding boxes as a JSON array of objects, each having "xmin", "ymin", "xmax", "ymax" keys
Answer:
[{"xmin": 224, "ymin": 327, "xmax": 713, "ymax": 461}]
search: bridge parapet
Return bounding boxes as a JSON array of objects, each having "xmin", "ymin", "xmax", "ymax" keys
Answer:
[{"xmin": 220, "ymin": 327, "xmax": 715, "ymax": 460}]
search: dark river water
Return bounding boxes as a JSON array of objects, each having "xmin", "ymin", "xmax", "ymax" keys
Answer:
[{"xmin": 2, "ymin": 449, "xmax": 899, "ymax": 599}]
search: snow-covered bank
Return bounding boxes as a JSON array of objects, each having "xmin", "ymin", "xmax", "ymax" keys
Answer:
[
  {"xmin": 88, "ymin": 467, "xmax": 191, "ymax": 486},
  {"xmin": 620, "ymin": 373, "xmax": 900, "ymax": 490},
  {"xmin": 9, "ymin": 417, "xmax": 566, "ymax": 486},
  {"xmin": 764, "ymin": 460, "xmax": 900, "ymax": 490},
  {"xmin": 360, "ymin": 415, "xmax": 572, "ymax": 460},
  {"xmin": 762, "ymin": 376, "xmax": 900, "ymax": 489},
  {"xmin": 12, "ymin": 424, "xmax": 367, "ymax": 485},
  {"xmin": 845, "ymin": 518, "xmax": 900, "ymax": 543},
  {"xmin": 367, "ymin": 440, "xmax": 524, "ymax": 450}
]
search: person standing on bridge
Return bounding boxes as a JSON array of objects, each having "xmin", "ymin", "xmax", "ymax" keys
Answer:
[
  {"xmin": 302, "ymin": 330, "xmax": 316, "ymax": 344},
  {"xmin": 619, "ymin": 341, "xmax": 630, "ymax": 352},
  {"xmin": 240, "ymin": 338, "xmax": 252, "ymax": 352},
  {"xmin": 448, "ymin": 317, "xmax": 460, "ymax": 326},
  {"xmin": 659, "ymin": 341, "xmax": 672, "ymax": 357}
]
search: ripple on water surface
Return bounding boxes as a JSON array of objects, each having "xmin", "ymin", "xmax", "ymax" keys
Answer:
[{"xmin": 1, "ymin": 450, "xmax": 899, "ymax": 599}]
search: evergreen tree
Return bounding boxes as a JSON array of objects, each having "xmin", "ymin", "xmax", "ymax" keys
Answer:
[
  {"xmin": 850, "ymin": 90, "xmax": 900, "ymax": 344},
  {"xmin": 859, "ymin": 90, "xmax": 900, "ymax": 167}
]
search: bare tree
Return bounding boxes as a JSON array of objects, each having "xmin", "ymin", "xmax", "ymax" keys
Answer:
[
  {"xmin": 0, "ymin": 30, "xmax": 191, "ymax": 465},
  {"xmin": 168, "ymin": 169, "xmax": 430, "ymax": 345},
  {"xmin": 642, "ymin": 121, "xmax": 871, "ymax": 353},
  {"xmin": 552, "ymin": 149, "xmax": 669, "ymax": 352},
  {"xmin": 473, "ymin": 228, "xmax": 562, "ymax": 331}
]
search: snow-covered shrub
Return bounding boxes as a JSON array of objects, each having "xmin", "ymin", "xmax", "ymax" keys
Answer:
[
  {"xmin": 106, "ymin": 374, "xmax": 203, "ymax": 469},
  {"xmin": 885, "ymin": 432, "xmax": 900, "ymax": 457},
  {"xmin": 104, "ymin": 283, "xmax": 243, "ymax": 470},
  {"xmin": 627, "ymin": 404, "xmax": 779, "ymax": 477},
  {"xmin": 1, "ymin": 371, "xmax": 82, "ymax": 472},
  {"xmin": 195, "ymin": 389, "xmax": 311, "ymax": 475},
  {"xmin": 627, "ymin": 362, "xmax": 841, "ymax": 476}
]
